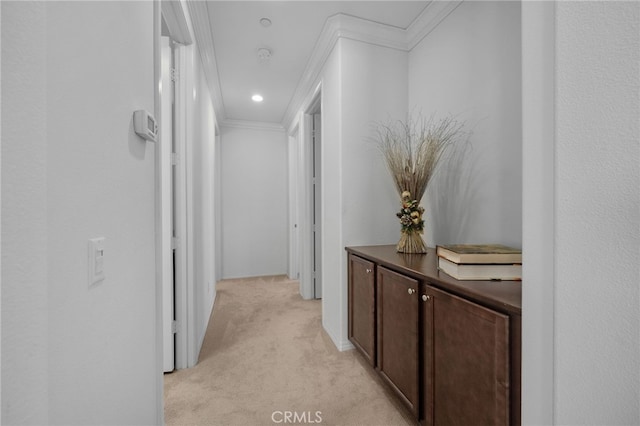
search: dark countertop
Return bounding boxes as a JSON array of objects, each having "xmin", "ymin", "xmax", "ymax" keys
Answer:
[{"xmin": 346, "ymin": 245, "xmax": 522, "ymax": 315}]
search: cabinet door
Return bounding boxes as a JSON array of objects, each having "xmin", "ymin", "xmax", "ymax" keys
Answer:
[
  {"xmin": 422, "ymin": 285, "xmax": 510, "ymax": 426},
  {"xmin": 348, "ymin": 254, "xmax": 376, "ymax": 365},
  {"xmin": 377, "ymin": 266, "xmax": 419, "ymax": 416}
]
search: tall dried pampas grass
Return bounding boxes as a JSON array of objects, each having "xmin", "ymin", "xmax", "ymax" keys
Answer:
[{"xmin": 375, "ymin": 114, "xmax": 466, "ymax": 253}]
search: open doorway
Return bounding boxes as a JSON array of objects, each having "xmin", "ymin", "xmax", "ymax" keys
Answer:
[
  {"xmin": 159, "ymin": 3, "xmax": 192, "ymax": 372},
  {"xmin": 288, "ymin": 127, "xmax": 300, "ymax": 282},
  {"xmin": 311, "ymin": 111, "xmax": 322, "ymax": 299},
  {"xmin": 306, "ymin": 94, "xmax": 322, "ymax": 300}
]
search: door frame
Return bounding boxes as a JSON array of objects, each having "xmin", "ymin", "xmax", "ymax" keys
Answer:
[
  {"xmin": 157, "ymin": 0, "xmax": 194, "ymax": 373},
  {"xmin": 297, "ymin": 85, "xmax": 322, "ymax": 300},
  {"xmin": 311, "ymin": 110, "xmax": 322, "ymax": 299},
  {"xmin": 287, "ymin": 125, "xmax": 300, "ymax": 281},
  {"xmin": 160, "ymin": 34, "xmax": 175, "ymax": 373}
]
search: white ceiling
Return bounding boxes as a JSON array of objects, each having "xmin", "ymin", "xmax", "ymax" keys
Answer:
[{"xmin": 196, "ymin": 1, "xmax": 429, "ymax": 126}]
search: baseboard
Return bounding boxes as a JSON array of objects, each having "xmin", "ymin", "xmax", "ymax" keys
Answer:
[
  {"xmin": 193, "ymin": 290, "xmax": 217, "ymax": 366},
  {"xmin": 323, "ymin": 324, "xmax": 355, "ymax": 352}
]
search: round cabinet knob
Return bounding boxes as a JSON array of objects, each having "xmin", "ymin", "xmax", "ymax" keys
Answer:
[
  {"xmin": 422, "ymin": 294, "xmax": 430, "ymax": 302},
  {"xmin": 408, "ymin": 288, "xmax": 415, "ymax": 295},
  {"xmin": 366, "ymin": 268, "xmax": 372, "ymax": 274}
]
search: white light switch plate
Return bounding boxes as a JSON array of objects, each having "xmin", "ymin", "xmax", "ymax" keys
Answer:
[{"xmin": 88, "ymin": 237, "xmax": 105, "ymax": 286}]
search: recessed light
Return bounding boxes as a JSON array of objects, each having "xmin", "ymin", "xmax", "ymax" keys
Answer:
[
  {"xmin": 260, "ymin": 18, "xmax": 272, "ymax": 27},
  {"xmin": 252, "ymin": 94, "xmax": 264, "ymax": 103}
]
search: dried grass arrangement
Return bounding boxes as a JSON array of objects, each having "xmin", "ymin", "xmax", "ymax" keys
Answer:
[{"xmin": 375, "ymin": 114, "xmax": 465, "ymax": 253}]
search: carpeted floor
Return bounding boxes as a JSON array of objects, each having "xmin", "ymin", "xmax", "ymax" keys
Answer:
[{"xmin": 164, "ymin": 275, "xmax": 415, "ymax": 426}]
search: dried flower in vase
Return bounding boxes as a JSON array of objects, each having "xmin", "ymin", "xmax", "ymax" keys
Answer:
[{"xmin": 375, "ymin": 114, "xmax": 466, "ymax": 253}]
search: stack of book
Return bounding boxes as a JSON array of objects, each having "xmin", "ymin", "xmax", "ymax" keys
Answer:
[{"xmin": 436, "ymin": 244, "xmax": 522, "ymax": 281}]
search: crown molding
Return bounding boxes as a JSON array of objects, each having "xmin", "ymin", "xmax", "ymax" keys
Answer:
[
  {"xmin": 283, "ymin": 12, "xmax": 410, "ymax": 130},
  {"xmin": 186, "ymin": 1, "xmax": 226, "ymax": 122},
  {"xmin": 282, "ymin": 3, "xmax": 461, "ymax": 129},
  {"xmin": 186, "ymin": 1, "xmax": 462, "ymax": 131},
  {"xmin": 406, "ymin": 1, "xmax": 463, "ymax": 50},
  {"xmin": 329, "ymin": 13, "xmax": 408, "ymax": 51},
  {"xmin": 220, "ymin": 119, "xmax": 285, "ymax": 133}
]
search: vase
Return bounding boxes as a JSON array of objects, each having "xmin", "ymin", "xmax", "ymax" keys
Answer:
[{"xmin": 396, "ymin": 230, "xmax": 427, "ymax": 254}]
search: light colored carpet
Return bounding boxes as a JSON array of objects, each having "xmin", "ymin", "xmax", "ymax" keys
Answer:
[{"xmin": 164, "ymin": 275, "xmax": 415, "ymax": 426}]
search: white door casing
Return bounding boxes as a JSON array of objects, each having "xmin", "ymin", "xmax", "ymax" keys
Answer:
[
  {"xmin": 312, "ymin": 112, "xmax": 322, "ymax": 299},
  {"xmin": 160, "ymin": 36, "xmax": 175, "ymax": 373},
  {"xmin": 159, "ymin": 0, "xmax": 193, "ymax": 371}
]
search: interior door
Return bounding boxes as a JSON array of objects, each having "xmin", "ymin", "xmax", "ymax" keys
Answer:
[
  {"xmin": 312, "ymin": 113, "xmax": 322, "ymax": 299},
  {"xmin": 161, "ymin": 36, "xmax": 175, "ymax": 373}
]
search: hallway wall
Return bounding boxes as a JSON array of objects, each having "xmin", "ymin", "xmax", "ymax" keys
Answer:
[
  {"xmin": 294, "ymin": 2, "xmax": 522, "ymax": 353},
  {"xmin": 317, "ymin": 38, "xmax": 408, "ymax": 349},
  {"xmin": 188, "ymin": 48, "xmax": 219, "ymax": 355},
  {"xmin": 552, "ymin": 2, "xmax": 639, "ymax": 423},
  {"xmin": 220, "ymin": 125, "xmax": 288, "ymax": 278},
  {"xmin": 408, "ymin": 0, "xmax": 522, "ymax": 248},
  {"xmin": 2, "ymin": 2, "xmax": 159, "ymax": 424},
  {"xmin": 1, "ymin": 2, "xmax": 49, "ymax": 422}
]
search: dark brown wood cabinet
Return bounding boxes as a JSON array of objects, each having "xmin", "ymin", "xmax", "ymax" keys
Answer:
[
  {"xmin": 377, "ymin": 266, "xmax": 419, "ymax": 416},
  {"xmin": 422, "ymin": 285, "xmax": 510, "ymax": 426},
  {"xmin": 347, "ymin": 254, "xmax": 376, "ymax": 366},
  {"xmin": 346, "ymin": 245, "xmax": 521, "ymax": 426}
]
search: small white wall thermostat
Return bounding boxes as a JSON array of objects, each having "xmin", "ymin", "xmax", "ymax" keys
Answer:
[{"xmin": 133, "ymin": 109, "xmax": 158, "ymax": 142}]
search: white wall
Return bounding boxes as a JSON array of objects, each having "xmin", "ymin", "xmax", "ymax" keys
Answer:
[
  {"xmin": 553, "ymin": 2, "xmax": 639, "ymax": 423},
  {"xmin": 408, "ymin": 1, "xmax": 522, "ymax": 248},
  {"xmin": 0, "ymin": 0, "xmax": 3, "ymax": 412},
  {"xmin": 1, "ymin": 2, "xmax": 49, "ymax": 422},
  {"xmin": 521, "ymin": 2, "xmax": 556, "ymax": 423},
  {"xmin": 220, "ymin": 126, "xmax": 288, "ymax": 278},
  {"xmin": 522, "ymin": 2, "xmax": 639, "ymax": 424},
  {"xmin": 315, "ymin": 2, "xmax": 521, "ymax": 351},
  {"xmin": 189, "ymin": 54, "xmax": 218, "ymax": 352},
  {"xmin": 317, "ymin": 38, "xmax": 408, "ymax": 349},
  {"xmin": 2, "ymin": 2, "xmax": 159, "ymax": 424}
]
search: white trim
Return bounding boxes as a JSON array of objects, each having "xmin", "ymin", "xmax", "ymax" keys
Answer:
[
  {"xmin": 0, "ymin": 0, "xmax": 3, "ymax": 412},
  {"xmin": 521, "ymin": 2, "xmax": 556, "ymax": 424},
  {"xmin": 281, "ymin": 17, "xmax": 342, "ymax": 130},
  {"xmin": 185, "ymin": 1, "xmax": 225, "ymax": 120},
  {"xmin": 160, "ymin": 35, "xmax": 175, "ymax": 373},
  {"xmin": 297, "ymin": 84, "xmax": 324, "ymax": 301},
  {"xmin": 186, "ymin": 4, "xmax": 460, "ymax": 130},
  {"xmin": 161, "ymin": 0, "xmax": 193, "ymax": 45},
  {"xmin": 160, "ymin": 0, "xmax": 195, "ymax": 372},
  {"xmin": 287, "ymin": 126, "xmax": 300, "ymax": 281},
  {"xmin": 405, "ymin": 0, "xmax": 463, "ymax": 50},
  {"xmin": 220, "ymin": 118, "xmax": 285, "ymax": 132},
  {"xmin": 329, "ymin": 13, "xmax": 407, "ymax": 51},
  {"xmin": 281, "ymin": 8, "xmax": 459, "ymax": 129},
  {"xmin": 152, "ymin": 1, "xmax": 164, "ymax": 423},
  {"xmin": 298, "ymin": 112, "xmax": 315, "ymax": 301},
  {"xmin": 183, "ymin": 42, "xmax": 198, "ymax": 368},
  {"xmin": 323, "ymin": 325, "xmax": 354, "ymax": 352},
  {"xmin": 173, "ymin": 42, "xmax": 190, "ymax": 370},
  {"xmin": 214, "ymin": 127, "xmax": 223, "ymax": 282}
]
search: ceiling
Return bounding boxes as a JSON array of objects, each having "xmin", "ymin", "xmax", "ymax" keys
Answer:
[{"xmin": 190, "ymin": 1, "xmax": 429, "ymax": 127}]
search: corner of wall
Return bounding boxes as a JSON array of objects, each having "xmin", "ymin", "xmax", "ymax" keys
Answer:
[{"xmin": 321, "ymin": 320, "xmax": 354, "ymax": 352}]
